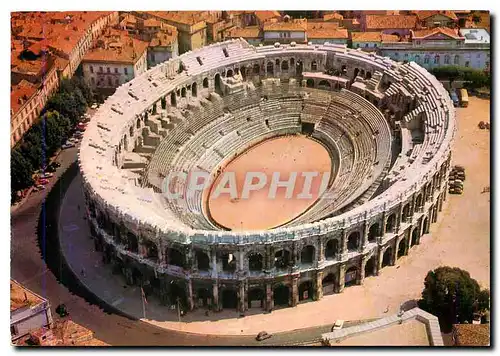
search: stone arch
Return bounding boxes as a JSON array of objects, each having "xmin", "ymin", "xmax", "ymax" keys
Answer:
[
  {"xmin": 423, "ymin": 216, "xmax": 430, "ymax": 235},
  {"xmin": 226, "ymin": 69, "xmax": 234, "ymax": 78},
  {"xmin": 366, "ymin": 71, "xmax": 372, "ymax": 80},
  {"xmin": 296, "ymin": 60, "xmax": 303, "ymax": 75},
  {"xmin": 191, "ymin": 82, "xmax": 197, "ymax": 97},
  {"xmin": 275, "ymin": 58, "xmax": 280, "ymax": 66},
  {"xmin": 248, "ymin": 252, "xmax": 263, "ymax": 271},
  {"xmin": 306, "ymin": 78, "xmax": 315, "ymax": 88},
  {"xmin": 129, "ymin": 125, "xmax": 134, "ymax": 137},
  {"xmin": 202, "ymin": 77, "xmax": 209, "ymax": 88},
  {"xmin": 221, "ymin": 288, "xmax": 238, "ymax": 310},
  {"xmin": 196, "ymin": 250, "xmax": 210, "ymax": 270},
  {"xmin": 311, "ymin": 60, "xmax": 317, "ymax": 71},
  {"xmin": 325, "ymin": 239, "xmax": 339, "ymax": 259},
  {"xmin": 274, "ymin": 249, "xmax": 291, "ymax": 269},
  {"xmin": 126, "ymin": 232, "xmax": 138, "ymax": 253},
  {"xmin": 221, "ymin": 252, "xmax": 237, "ymax": 272},
  {"xmin": 364, "ymin": 256, "xmax": 376, "ymax": 278},
  {"xmin": 273, "ymin": 284, "xmax": 290, "ymax": 307},
  {"xmin": 136, "ymin": 118, "xmax": 141, "ymax": 129},
  {"xmin": 240, "ymin": 66, "xmax": 246, "ymax": 80},
  {"xmin": 170, "ymin": 91, "xmax": 176, "ymax": 107},
  {"xmin": 402, "ymin": 203, "xmax": 411, "ymax": 222},
  {"xmin": 290, "ymin": 58, "xmax": 295, "ymax": 66},
  {"xmin": 318, "ymin": 80, "xmax": 331, "ymax": 90},
  {"xmin": 298, "ymin": 280, "xmax": 313, "ymax": 301},
  {"xmin": 123, "ymin": 136, "xmax": 128, "ymax": 151},
  {"xmin": 167, "ymin": 247, "xmax": 185, "ymax": 267},
  {"xmin": 181, "ymin": 87, "xmax": 187, "ymax": 97},
  {"xmin": 300, "ymin": 245, "xmax": 315, "ymax": 265},
  {"xmin": 385, "ymin": 213, "xmax": 397, "ymax": 233},
  {"xmin": 353, "ymin": 68, "xmax": 360, "ymax": 79},
  {"xmin": 322, "ymin": 273, "xmax": 336, "ymax": 295},
  {"xmin": 382, "ymin": 247, "xmax": 392, "ymax": 267},
  {"xmin": 214, "ymin": 73, "xmax": 222, "ymax": 92},
  {"xmin": 344, "ymin": 266, "xmax": 358, "ymax": 287},
  {"xmin": 368, "ymin": 222, "xmax": 380, "ymax": 242},
  {"xmin": 341, "ymin": 65, "xmax": 347, "ymax": 74},
  {"xmin": 144, "ymin": 240, "xmax": 158, "ymax": 261},
  {"xmin": 247, "ymin": 287, "xmax": 265, "ymax": 308},
  {"xmin": 397, "ymin": 238, "xmax": 407, "ymax": 259},
  {"xmin": 415, "ymin": 194, "xmax": 423, "ymax": 212},
  {"xmin": 196, "ymin": 288, "xmax": 211, "ymax": 307},
  {"xmin": 347, "ymin": 231, "xmax": 360, "ymax": 251},
  {"xmin": 281, "ymin": 60, "xmax": 289, "ymax": 71},
  {"xmin": 411, "ymin": 227, "xmax": 419, "ymax": 247},
  {"xmin": 266, "ymin": 61, "xmax": 274, "ymax": 75},
  {"xmin": 253, "ymin": 63, "xmax": 260, "ymax": 74}
]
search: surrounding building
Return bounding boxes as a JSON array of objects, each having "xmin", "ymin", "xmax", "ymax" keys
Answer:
[
  {"xmin": 351, "ymin": 32, "xmax": 399, "ymax": 51},
  {"xmin": 148, "ymin": 29, "xmax": 179, "ymax": 68},
  {"xmin": 379, "ymin": 27, "xmax": 490, "ymax": 71},
  {"xmin": 363, "ymin": 14, "xmax": 418, "ymax": 36},
  {"xmin": 141, "ymin": 11, "xmax": 210, "ymax": 54},
  {"xmin": 263, "ymin": 17, "xmax": 307, "ymax": 44},
  {"xmin": 411, "ymin": 11, "xmax": 458, "ymax": 28},
  {"xmin": 10, "ymin": 279, "xmax": 53, "ymax": 342},
  {"xmin": 307, "ymin": 22, "xmax": 349, "ymax": 45},
  {"xmin": 82, "ymin": 29, "xmax": 148, "ymax": 92},
  {"xmin": 10, "ymin": 43, "xmax": 59, "ymax": 147},
  {"xmin": 223, "ymin": 26, "xmax": 262, "ymax": 46}
]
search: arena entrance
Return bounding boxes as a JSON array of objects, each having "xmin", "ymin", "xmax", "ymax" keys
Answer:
[
  {"xmin": 273, "ymin": 284, "xmax": 290, "ymax": 307},
  {"xmin": 302, "ymin": 122, "xmax": 315, "ymax": 135},
  {"xmin": 221, "ymin": 289, "xmax": 238, "ymax": 310},
  {"xmin": 344, "ymin": 267, "xmax": 358, "ymax": 287},
  {"xmin": 247, "ymin": 288, "xmax": 265, "ymax": 309},
  {"xmin": 298, "ymin": 281, "xmax": 313, "ymax": 302},
  {"xmin": 322, "ymin": 273, "xmax": 336, "ymax": 295}
]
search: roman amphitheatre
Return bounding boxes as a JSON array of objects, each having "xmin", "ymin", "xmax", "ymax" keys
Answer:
[{"xmin": 79, "ymin": 38, "xmax": 455, "ymax": 313}]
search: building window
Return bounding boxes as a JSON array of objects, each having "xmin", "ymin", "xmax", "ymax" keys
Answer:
[
  {"xmin": 356, "ymin": 44, "xmax": 360, "ymax": 48},
  {"xmin": 91, "ymin": 77, "xmax": 95, "ymax": 85},
  {"xmin": 416, "ymin": 41, "xmax": 421, "ymax": 45},
  {"xmin": 404, "ymin": 53, "xmax": 408, "ymax": 58},
  {"xmin": 424, "ymin": 56, "xmax": 430, "ymax": 64},
  {"xmin": 414, "ymin": 55, "xmax": 420, "ymax": 63},
  {"xmin": 114, "ymin": 68, "xmax": 118, "ymax": 73},
  {"xmin": 465, "ymin": 61, "xmax": 470, "ymax": 67},
  {"xmin": 107, "ymin": 67, "xmax": 110, "ymax": 73},
  {"xmin": 90, "ymin": 66, "xmax": 93, "ymax": 73},
  {"xmin": 374, "ymin": 43, "xmax": 377, "ymax": 47},
  {"xmin": 454, "ymin": 55, "xmax": 460, "ymax": 65},
  {"xmin": 108, "ymin": 77, "xmax": 112, "ymax": 86},
  {"xmin": 477, "ymin": 53, "xmax": 481, "ymax": 59},
  {"xmin": 124, "ymin": 68, "xmax": 128, "ymax": 75},
  {"xmin": 444, "ymin": 55, "xmax": 450, "ymax": 64},
  {"xmin": 434, "ymin": 55, "xmax": 440, "ymax": 64},
  {"xmin": 365, "ymin": 43, "xmax": 368, "ymax": 48},
  {"xmin": 394, "ymin": 52, "xmax": 399, "ymax": 58},
  {"xmin": 99, "ymin": 66, "xmax": 103, "ymax": 73}
]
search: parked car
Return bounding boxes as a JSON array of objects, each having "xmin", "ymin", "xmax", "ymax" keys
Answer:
[
  {"xmin": 46, "ymin": 165, "xmax": 57, "ymax": 173},
  {"xmin": 33, "ymin": 185, "xmax": 46, "ymax": 192},
  {"xmin": 74, "ymin": 131, "xmax": 84, "ymax": 137},
  {"xmin": 449, "ymin": 90, "xmax": 459, "ymax": 107},
  {"xmin": 40, "ymin": 172, "xmax": 54, "ymax": 178},
  {"xmin": 38, "ymin": 178, "xmax": 49, "ymax": 185},
  {"xmin": 256, "ymin": 331, "xmax": 272, "ymax": 341},
  {"xmin": 62, "ymin": 142, "xmax": 75, "ymax": 149}
]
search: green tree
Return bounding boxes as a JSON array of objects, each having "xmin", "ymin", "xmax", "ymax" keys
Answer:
[
  {"xmin": 11, "ymin": 149, "xmax": 34, "ymax": 196},
  {"xmin": 418, "ymin": 267, "xmax": 490, "ymax": 331}
]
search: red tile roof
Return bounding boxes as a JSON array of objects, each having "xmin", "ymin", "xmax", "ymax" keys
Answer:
[
  {"xmin": 365, "ymin": 15, "xmax": 417, "ymax": 30},
  {"xmin": 264, "ymin": 19, "xmax": 307, "ymax": 32},
  {"xmin": 351, "ymin": 31, "xmax": 383, "ymax": 42},
  {"xmin": 254, "ymin": 11, "xmax": 281, "ymax": 23},
  {"xmin": 411, "ymin": 10, "xmax": 458, "ymax": 21},
  {"xmin": 10, "ymin": 81, "xmax": 37, "ymax": 117},
  {"xmin": 412, "ymin": 27, "xmax": 463, "ymax": 40},
  {"xmin": 83, "ymin": 29, "xmax": 148, "ymax": 64},
  {"xmin": 225, "ymin": 26, "xmax": 261, "ymax": 39},
  {"xmin": 307, "ymin": 22, "xmax": 347, "ymax": 39}
]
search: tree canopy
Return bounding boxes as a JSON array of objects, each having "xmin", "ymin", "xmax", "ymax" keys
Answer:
[{"xmin": 418, "ymin": 266, "xmax": 490, "ymax": 331}]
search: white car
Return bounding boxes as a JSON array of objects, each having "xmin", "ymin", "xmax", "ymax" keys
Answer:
[{"xmin": 62, "ymin": 142, "xmax": 75, "ymax": 149}]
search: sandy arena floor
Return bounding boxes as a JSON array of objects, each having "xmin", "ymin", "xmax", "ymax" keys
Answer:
[{"xmin": 207, "ymin": 135, "xmax": 331, "ymax": 230}]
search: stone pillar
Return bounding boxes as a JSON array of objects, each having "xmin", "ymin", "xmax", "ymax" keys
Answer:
[
  {"xmin": 291, "ymin": 276, "xmax": 299, "ymax": 307},
  {"xmin": 292, "ymin": 242, "xmax": 299, "ymax": 267},
  {"xmin": 381, "ymin": 211, "xmax": 387, "ymax": 237},
  {"xmin": 239, "ymin": 281, "xmax": 247, "ymax": 314},
  {"xmin": 359, "ymin": 258, "xmax": 367, "ymax": 285},
  {"xmin": 211, "ymin": 249, "xmax": 217, "ymax": 278},
  {"xmin": 391, "ymin": 244, "xmax": 397, "ymax": 266},
  {"xmin": 266, "ymin": 282, "xmax": 273, "ymax": 312},
  {"xmin": 409, "ymin": 194, "xmax": 416, "ymax": 223},
  {"xmin": 212, "ymin": 282, "xmax": 219, "ymax": 311},
  {"xmin": 187, "ymin": 279, "xmax": 194, "ymax": 311},
  {"xmin": 340, "ymin": 230, "xmax": 347, "ymax": 260},
  {"xmin": 238, "ymin": 249, "xmax": 244, "ymax": 272},
  {"xmin": 362, "ymin": 221, "xmax": 369, "ymax": 249},
  {"xmin": 318, "ymin": 238, "xmax": 325, "ymax": 263},
  {"xmin": 337, "ymin": 263, "xmax": 346, "ymax": 293},
  {"xmin": 377, "ymin": 248, "xmax": 385, "ymax": 271},
  {"xmin": 316, "ymin": 271, "xmax": 324, "ymax": 300}
]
